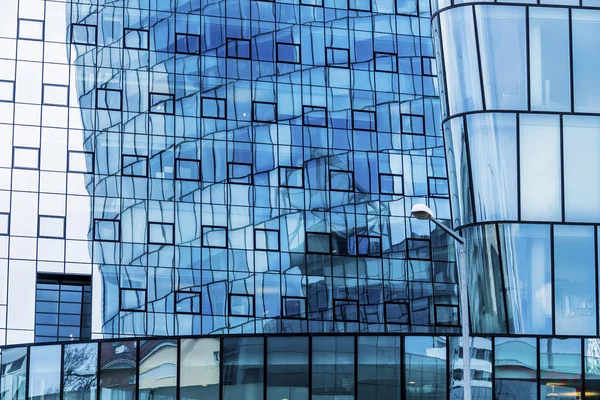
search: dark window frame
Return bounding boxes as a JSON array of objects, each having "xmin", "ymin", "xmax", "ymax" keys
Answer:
[
  {"xmin": 70, "ymin": 23, "xmax": 97, "ymax": 45},
  {"xmin": 226, "ymin": 37, "xmax": 251, "ymax": 59},
  {"xmin": 379, "ymin": 173, "xmax": 404, "ymax": 195},
  {"xmin": 201, "ymin": 96, "xmax": 227, "ymax": 120},
  {"xmin": 175, "ymin": 290, "xmax": 202, "ymax": 314},
  {"xmin": 352, "ymin": 109, "xmax": 377, "ymax": 131},
  {"xmin": 348, "ymin": 0, "xmax": 372, "ymax": 11},
  {"xmin": 42, "ymin": 83, "xmax": 69, "ymax": 107},
  {"xmin": 202, "ymin": 225, "xmax": 228, "ymax": 248},
  {"xmin": 374, "ymin": 51, "xmax": 398, "ymax": 73},
  {"xmin": 175, "ymin": 158, "xmax": 201, "ymax": 181},
  {"xmin": 147, "ymin": 221, "xmax": 175, "ymax": 245},
  {"xmin": 279, "ymin": 166, "xmax": 304, "ymax": 188},
  {"xmin": 17, "ymin": 18, "xmax": 45, "ymax": 41},
  {"xmin": 302, "ymin": 105, "xmax": 327, "ymax": 127},
  {"xmin": 252, "ymin": 101, "xmax": 277, "ymax": 123},
  {"xmin": 329, "ymin": 169, "xmax": 354, "ymax": 192},
  {"xmin": 67, "ymin": 150, "xmax": 94, "ymax": 174},
  {"xmin": 276, "ymin": 42, "xmax": 301, "ymax": 64},
  {"xmin": 407, "ymin": 238, "xmax": 431, "ymax": 261},
  {"xmin": 334, "ymin": 298, "xmax": 359, "ymax": 322},
  {"xmin": 228, "ymin": 293, "xmax": 255, "ymax": 317},
  {"xmin": 0, "ymin": 212, "xmax": 9, "ymax": 236},
  {"xmin": 93, "ymin": 219, "xmax": 120, "ymax": 242},
  {"xmin": 326, "ymin": 47, "xmax": 350, "ymax": 67},
  {"xmin": 0, "ymin": 80, "xmax": 15, "ymax": 102},
  {"xmin": 434, "ymin": 304, "xmax": 460, "ymax": 327},
  {"xmin": 254, "ymin": 228, "xmax": 280, "ymax": 252},
  {"xmin": 306, "ymin": 231, "xmax": 331, "ymax": 254},
  {"xmin": 428, "ymin": 177, "xmax": 449, "ymax": 198},
  {"xmin": 121, "ymin": 154, "xmax": 149, "ymax": 177},
  {"xmin": 384, "ymin": 301, "xmax": 411, "ymax": 325},
  {"xmin": 96, "ymin": 88, "xmax": 123, "ymax": 111},
  {"xmin": 12, "ymin": 146, "xmax": 40, "ymax": 170},
  {"xmin": 422, "ymin": 56, "xmax": 437, "ymax": 77},
  {"xmin": 401, "ymin": 113, "xmax": 425, "ymax": 135},
  {"xmin": 119, "ymin": 288, "xmax": 147, "ymax": 312},
  {"xmin": 123, "ymin": 28, "xmax": 150, "ymax": 50},
  {"xmin": 149, "ymin": 92, "xmax": 175, "ymax": 115},
  {"xmin": 282, "ymin": 296, "xmax": 307, "ymax": 319},
  {"xmin": 175, "ymin": 32, "xmax": 201, "ymax": 55},
  {"xmin": 356, "ymin": 235, "xmax": 382, "ymax": 257},
  {"xmin": 227, "ymin": 161, "xmax": 253, "ymax": 185}
]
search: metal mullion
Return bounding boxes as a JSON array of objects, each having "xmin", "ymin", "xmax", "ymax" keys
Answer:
[{"xmin": 569, "ymin": 8, "xmax": 575, "ymax": 113}]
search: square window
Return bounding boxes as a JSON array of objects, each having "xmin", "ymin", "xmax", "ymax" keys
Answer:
[
  {"xmin": 0, "ymin": 81, "xmax": 15, "ymax": 102},
  {"xmin": 408, "ymin": 239, "xmax": 431, "ymax": 260},
  {"xmin": 18, "ymin": 19, "xmax": 44, "ymax": 41},
  {"xmin": 124, "ymin": 28, "xmax": 149, "ymax": 50},
  {"xmin": 254, "ymin": 229, "xmax": 279, "ymax": 251},
  {"xmin": 97, "ymin": 88, "xmax": 122, "ymax": 111},
  {"xmin": 176, "ymin": 159, "xmax": 201, "ymax": 181},
  {"xmin": 0, "ymin": 213, "xmax": 9, "ymax": 236},
  {"xmin": 148, "ymin": 222, "xmax": 174, "ymax": 245},
  {"xmin": 402, "ymin": 114, "xmax": 425, "ymax": 134},
  {"xmin": 43, "ymin": 84, "xmax": 69, "ymax": 106},
  {"xmin": 422, "ymin": 56, "xmax": 437, "ymax": 76},
  {"xmin": 334, "ymin": 299, "xmax": 359, "ymax": 321},
  {"xmin": 282, "ymin": 296, "xmax": 307, "ymax": 319},
  {"xmin": 303, "ymin": 106, "xmax": 327, "ymax": 127},
  {"xmin": 228, "ymin": 162, "xmax": 252, "ymax": 185},
  {"xmin": 379, "ymin": 173, "xmax": 403, "ymax": 195},
  {"xmin": 201, "ymin": 97, "xmax": 226, "ymax": 119},
  {"xmin": 71, "ymin": 24, "xmax": 97, "ymax": 45},
  {"xmin": 94, "ymin": 219, "xmax": 120, "ymax": 242},
  {"xmin": 122, "ymin": 154, "xmax": 148, "ymax": 177},
  {"xmin": 397, "ymin": 0, "xmax": 418, "ymax": 14},
  {"xmin": 38, "ymin": 215, "xmax": 65, "ymax": 238},
  {"xmin": 279, "ymin": 166, "xmax": 303, "ymax": 188},
  {"xmin": 252, "ymin": 101, "xmax": 276, "ymax": 122},
  {"xmin": 175, "ymin": 291, "xmax": 201, "ymax": 314},
  {"xmin": 326, "ymin": 47, "xmax": 349, "ymax": 67},
  {"xmin": 150, "ymin": 93, "xmax": 175, "ymax": 114},
  {"xmin": 349, "ymin": 0, "xmax": 371, "ymax": 10},
  {"xmin": 435, "ymin": 304, "xmax": 459, "ymax": 326},
  {"xmin": 329, "ymin": 170, "xmax": 354, "ymax": 192},
  {"xmin": 374, "ymin": 52, "xmax": 398, "ymax": 73},
  {"xmin": 301, "ymin": 0, "xmax": 324, "ymax": 5},
  {"xmin": 277, "ymin": 43, "xmax": 300, "ymax": 64},
  {"xmin": 229, "ymin": 294, "xmax": 254, "ymax": 317},
  {"xmin": 13, "ymin": 147, "xmax": 39, "ymax": 170},
  {"xmin": 202, "ymin": 226, "xmax": 227, "ymax": 248},
  {"xmin": 176, "ymin": 33, "xmax": 201, "ymax": 54},
  {"xmin": 352, "ymin": 110, "xmax": 376, "ymax": 131},
  {"xmin": 357, "ymin": 235, "xmax": 382, "ymax": 257},
  {"xmin": 226, "ymin": 38, "xmax": 251, "ymax": 59},
  {"xmin": 306, "ymin": 232, "xmax": 330, "ymax": 254},
  {"xmin": 120, "ymin": 288, "xmax": 146, "ymax": 311},
  {"xmin": 428, "ymin": 177, "xmax": 449, "ymax": 197},
  {"xmin": 68, "ymin": 151, "xmax": 94, "ymax": 173},
  {"xmin": 385, "ymin": 302, "xmax": 410, "ymax": 324}
]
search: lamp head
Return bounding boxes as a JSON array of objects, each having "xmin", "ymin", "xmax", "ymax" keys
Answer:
[{"xmin": 410, "ymin": 204, "xmax": 435, "ymax": 220}]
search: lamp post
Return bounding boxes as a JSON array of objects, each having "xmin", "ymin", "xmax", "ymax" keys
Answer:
[{"xmin": 410, "ymin": 204, "xmax": 471, "ymax": 400}]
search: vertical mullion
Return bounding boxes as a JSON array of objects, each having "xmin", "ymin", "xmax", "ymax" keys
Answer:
[{"xmin": 471, "ymin": 5, "xmax": 487, "ymax": 111}]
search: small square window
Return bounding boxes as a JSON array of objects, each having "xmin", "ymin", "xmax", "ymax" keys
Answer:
[
  {"xmin": 71, "ymin": 24, "xmax": 97, "ymax": 45},
  {"xmin": 229, "ymin": 294, "xmax": 254, "ymax": 317},
  {"xmin": 334, "ymin": 299, "xmax": 359, "ymax": 321},
  {"xmin": 228, "ymin": 162, "xmax": 252, "ymax": 185},
  {"xmin": 176, "ymin": 159, "xmax": 201, "ymax": 181},
  {"xmin": 374, "ymin": 52, "xmax": 398, "ymax": 73},
  {"xmin": 326, "ymin": 47, "xmax": 349, "ymax": 67},
  {"xmin": 0, "ymin": 213, "xmax": 9, "ymax": 236},
  {"xmin": 303, "ymin": 106, "xmax": 327, "ymax": 127},
  {"xmin": 408, "ymin": 239, "xmax": 431, "ymax": 260},
  {"xmin": 201, "ymin": 97, "xmax": 226, "ymax": 119},
  {"xmin": 149, "ymin": 93, "xmax": 175, "ymax": 115},
  {"xmin": 43, "ymin": 84, "xmax": 69, "ymax": 106},
  {"xmin": 402, "ymin": 114, "xmax": 425, "ymax": 135},
  {"xmin": 282, "ymin": 296, "xmax": 307, "ymax": 319},
  {"xmin": 18, "ymin": 19, "xmax": 44, "ymax": 41},
  {"xmin": 94, "ymin": 219, "xmax": 120, "ymax": 242},
  {"xmin": 0, "ymin": 81, "xmax": 15, "ymax": 102},
  {"xmin": 175, "ymin": 291, "xmax": 201, "ymax": 314},
  {"xmin": 148, "ymin": 222, "xmax": 174, "ymax": 245},
  {"xmin": 38, "ymin": 215, "xmax": 65, "ymax": 239},
  {"xmin": 176, "ymin": 33, "xmax": 201, "ymax": 54},
  {"xmin": 301, "ymin": 0, "xmax": 324, "ymax": 6},
  {"xmin": 226, "ymin": 38, "xmax": 251, "ymax": 59},
  {"xmin": 329, "ymin": 170, "xmax": 354, "ymax": 192},
  {"xmin": 357, "ymin": 235, "xmax": 382, "ymax": 257},
  {"xmin": 379, "ymin": 173, "xmax": 403, "ymax": 195},
  {"xmin": 13, "ymin": 147, "xmax": 39, "ymax": 170},
  {"xmin": 422, "ymin": 56, "xmax": 437, "ymax": 76},
  {"xmin": 352, "ymin": 110, "xmax": 376, "ymax": 131},
  {"xmin": 428, "ymin": 177, "xmax": 449, "ymax": 197},
  {"xmin": 202, "ymin": 226, "xmax": 227, "ymax": 248},
  {"xmin": 254, "ymin": 229, "xmax": 279, "ymax": 251},
  {"xmin": 279, "ymin": 166, "xmax": 303, "ymax": 188},
  {"xmin": 122, "ymin": 154, "xmax": 148, "ymax": 177},
  {"xmin": 277, "ymin": 43, "xmax": 300, "ymax": 64},
  {"xmin": 349, "ymin": 0, "xmax": 371, "ymax": 10},
  {"xmin": 252, "ymin": 101, "xmax": 276, "ymax": 122},
  {"xmin": 124, "ymin": 28, "xmax": 149, "ymax": 50},
  {"xmin": 385, "ymin": 302, "xmax": 410, "ymax": 324},
  {"xmin": 435, "ymin": 304, "xmax": 459, "ymax": 326},
  {"xmin": 97, "ymin": 88, "xmax": 122, "ymax": 111},
  {"xmin": 120, "ymin": 288, "xmax": 146, "ymax": 311},
  {"xmin": 306, "ymin": 232, "xmax": 331, "ymax": 254},
  {"xmin": 68, "ymin": 151, "xmax": 94, "ymax": 173}
]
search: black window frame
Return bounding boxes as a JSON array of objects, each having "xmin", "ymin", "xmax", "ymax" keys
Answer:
[
  {"xmin": 119, "ymin": 288, "xmax": 147, "ymax": 312},
  {"xmin": 282, "ymin": 296, "xmax": 307, "ymax": 319},
  {"xmin": 202, "ymin": 225, "xmax": 228, "ymax": 248},
  {"xmin": 42, "ymin": 83, "xmax": 69, "ymax": 107},
  {"xmin": 384, "ymin": 301, "xmax": 410, "ymax": 325},
  {"xmin": 276, "ymin": 42, "xmax": 301, "ymax": 64},
  {"xmin": 121, "ymin": 154, "xmax": 149, "ymax": 177},
  {"xmin": 149, "ymin": 92, "xmax": 175, "ymax": 115},
  {"xmin": 175, "ymin": 290, "xmax": 202, "ymax": 314},
  {"xmin": 329, "ymin": 169, "xmax": 354, "ymax": 192},
  {"xmin": 123, "ymin": 28, "xmax": 150, "ymax": 50},
  {"xmin": 228, "ymin": 293, "xmax": 255, "ymax": 317},
  {"xmin": 279, "ymin": 166, "xmax": 304, "ymax": 188},
  {"xmin": 401, "ymin": 113, "xmax": 425, "ymax": 135},
  {"xmin": 93, "ymin": 219, "xmax": 120, "ymax": 242},
  {"xmin": 12, "ymin": 146, "xmax": 40, "ymax": 170},
  {"xmin": 96, "ymin": 88, "xmax": 123, "ymax": 111},
  {"xmin": 252, "ymin": 101, "xmax": 277, "ymax": 123},
  {"xmin": 70, "ymin": 23, "xmax": 97, "ymax": 45},
  {"xmin": 18, "ymin": 18, "xmax": 45, "ymax": 41},
  {"xmin": 201, "ymin": 96, "xmax": 227, "ymax": 120},
  {"xmin": 326, "ymin": 47, "xmax": 350, "ymax": 67},
  {"xmin": 352, "ymin": 109, "xmax": 377, "ymax": 131},
  {"xmin": 175, "ymin": 158, "xmax": 201, "ymax": 181},
  {"xmin": 0, "ymin": 80, "xmax": 15, "ymax": 102},
  {"xmin": 434, "ymin": 304, "xmax": 460, "ymax": 327},
  {"xmin": 175, "ymin": 32, "xmax": 201, "ymax": 55},
  {"xmin": 254, "ymin": 228, "xmax": 280, "ymax": 252},
  {"xmin": 356, "ymin": 235, "xmax": 382, "ymax": 257},
  {"xmin": 226, "ymin": 37, "xmax": 251, "ymax": 59},
  {"xmin": 67, "ymin": 150, "xmax": 94, "ymax": 174},
  {"xmin": 147, "ymin": 221, "xmax": 175, "ymax": 245},
  {"xmin": 379, "ymin": 173, "xmax": 404, "ymax": 195},
  {"xmin": 348, "ymin": 0, "xmax": 372, "ymax": 11},
  {"xmin": 374, "ymin": 51, "xmax": 398, "ymax": 73},
  {"xmin": 422, "ymin": 55, "xmax": 437, "ymax": 77},
  {"xmin": 428, "ymin": 177, "xmax": 449, "ymax": 198},
  {"xmin": 306, "ymin": 231, "xmax": 331, "ymax": 254},
  {"xmin": 302, "ymin": 105, "xmax": 327, "ymax": 127},
  {"xmin": 0, "ymin": 212, "xmax": 10, "ymax": 236},
  {"xmin": 407, "ymin": 238, "xmax": 431, "ymax": 261},
  {"xmin": 334, "ymin": 299, "xmax": 359, "ymax": 322},
  {"xmin": 227, "ymin": 162, "xmax": 253, "ymax": 185}
]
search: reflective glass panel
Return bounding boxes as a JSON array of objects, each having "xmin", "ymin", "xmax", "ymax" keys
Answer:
[
  {"xmin": 540, "ymin": 339, "xmax": 581, "ymax": 399},
  {"xmin": 139, "ymin": 340, "xmax": 177, "ymax": 400},
  {"xmin": 99, "ymin": 341, "xmax": 137, "ymax": 400},
  {"xmin": 357, "ymin": 336, "xmax": 400, "ymax": 400},
  {"xmin": 449, "ymin": 337, "xmax": 492, "ymax": 399},
  {"xmin": 28, "ymin": 345, "xmax": 61, "ymax": 400},
  {"xmin": 223, "ymin": 337, "xmax": 264, "ymax": 400},
  {"xmin": 63, "ymin": 343, "xmax": 97, "ymax": 400},
  {"xmin": 585, "ymin": 339, "xmax": 600, "ymax": 400},
  {"xmin": 404, "ymin": 336, "xmax": 447, "ymax": 400},
  {"xmin": 494, "ymin": 337, "xmax": 537, "ymax": 400},
  {"xmin": 1, "ymin": 347, "xmax": 27, "ymax": 400},
  {"xmin": 267, "ymin": 337, "xmax": 309, "ymax": 400},
  {"xmin": 180, "ymin": 338, "xmax": 220, "ymax": 400},
  {"xmin": 312, "ymin": 336, "xmax": 354, "ymax": 400},
  {"xmin": 573, "ymin": 9, "xmax": 600, "ymax": 112}
]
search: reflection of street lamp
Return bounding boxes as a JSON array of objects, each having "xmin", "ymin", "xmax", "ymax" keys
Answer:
[{"xmin": 411, "ymin": 204, "xmax": 470, "ymax": 400}]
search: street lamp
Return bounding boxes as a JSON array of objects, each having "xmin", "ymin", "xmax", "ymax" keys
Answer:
[{"xmin": 410, "ymin": 204, "xmax": 471, "ymax": 400}]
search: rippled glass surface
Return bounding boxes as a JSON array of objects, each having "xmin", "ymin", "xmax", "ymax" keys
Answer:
[
  {"xmin": 540, "ymin": 339, "xmax": 581, "ymax": 399},
  {"xmin": 404, "ymin": 336, "xmax": 447, "ymax": 400},
  {"xmin": 139, "ymin": 340, "xmax": 177, "ymax": 400},
  {"xmin": 180, "ymin": 338, "xmax": 220, "ymax": 400},
  {"xmin": 63, "ymin": 343, "xmax": 97, "ymax": 400},
  {"xmin": 223, "ymin": 338, "xmax": 264, "ymax": 400},
  {"xmin": 267, "ymin": 337, "xmax": 308, "ymax": 400},
  {"xmin": 312, "ymin": 336, "xmax": 354, "ymax": 400},
  {"xmin": 573, "ymin": 9, "xmax": 600, "ymax": 112},
  {"xmin": 1, "ymin": 347, "xmax": 27, "ymax": 400},
  {"xmin": 443, "ymin": 117, "xmax": 473, "ymax": 227},
  {"xmin": 495, "ymin": 337, "xmax": 537, "ymax": 400},
  {"xmin": 357, "ymin": 336, "xmax": 401, "ymax": 400}
]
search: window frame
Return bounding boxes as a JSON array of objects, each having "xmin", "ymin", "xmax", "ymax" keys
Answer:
[
  {"xmin": 18, "ymin": 18, "xmax": 45, "ymax": 41},
  {"xmin": 306, "ymin": 231, "xmax": 331, "ymax": 254},
  {"xmin": 202, "ymin": 225, "xmax": 228, "ymax": 248},
  {"xmin": 149, "ymin": 92, "xmax": 175, "ymax": 115},
  {"xmin": 374, "ymin": 51, "xmax": 398, "ymax": 73},
  {"xmin": 12, "ymin": 146, "xmax": 40, "ymax": 170},
  {"xmin": 276, "ymin": 42, "xmax": 301, "ymax": 64},
  {"xmin": 252, "ymin": 101, "xmax": 277, "ymax": 123},
  {"xmin": 175, "ymin": 158, "xmax": 201, "ymax": 181},
  {"xmin": 333, "ymin": 299, "xmax": 359, "ymax": 322},
  {"xmin": 302, "ymin": 105, "xmax": 328, "ymax": 127},
  {"xmin": 67, "ymin": 150, "xmax": 94, "ymax": 174},
  {"xmin": 384, "ymin": 301, "xmax": 411, "ymax": 325},
  {"xmin": 229, "ymin": 293, "xmax": 255, "ymax": 317},
  {"xmin": 356, "ymin": 235, "xmax": 382, "ymax": 257},
  {"xmin": 119, "ymin": 288, "xmax": 147, "ymax": 312},
  {"xmin": 121, "ymin": 154, "xmax": 149, "ymax": 177},
  {"xmin": 42, "ymin": 84, "xmax": 69, "ymax": 107},
  {"xmin": 123, "ymin": 28, "xmax": 150, "ymax": 50},
  {"xmin": 201, "ymin": 96, "xmax": 227, "ymax": 119},
  {"xmin": 227, "ymin": 162, "xmax": 253, "ymax": 185},
  {"xmin": 282, "ymin": 296, "xmax": 308, "ymax": 319},
  {"xmin": 329, "ymin": 169, "xmax": 354, "ymax": 192},
  {"xmin": 0, "ymin": 212, "xmax": 9, "ymax": 236},
  {"xmin": 175, "ymin": 290, "xmax": 202, "ymax": 314},
  {"xmin": 70, "ymin": 23, "xmax": 97, "ymax": 45},
  {"xmin": 254, "ymin": 228, "xmax": 280, "ymax": 252},
  {"xmin": 226, "ymin": 37, "xmax": 251, "ymax": 59},
  {"xmin": 326, "ymin": 47, "xmax": 350, "ymax": 67},
  {"xmin": 279, "ymin": 166, "xmax": 304, "ymax": 188},
  {"xmin": 93, "ymin": 219, "xmax": 120, "ymax": 242},
  {"xmin": 38, "ymin": 215, "xmax": 66, "ymax": 239},
  {"xmin": 147, "ymin": 221, "xmax": 175, "ymax": 245},
  {"xmin": 96, "ymin": 88, "xmax": 123, "ymax": 111},
  {"xmin": 379, "ymin": 173, "xmax": 404, "ymax": 195},
  {"xmin": 352, "ymin": 109, "xmax": 377, "ymax": 131},
  {"xmin": 175, "ymin": 32, "xmax": 201, "ymax": 55},
  {"xmin": 434, "ymin": 304, "xmax": 460, "ymax": 327}
]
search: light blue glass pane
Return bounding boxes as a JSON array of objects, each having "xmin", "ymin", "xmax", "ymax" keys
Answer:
[
  {"xmin": 467, "ymin": 113, "xmax": 518, "ymax": 222},
  {"xmin": 554, "ymin": 225, "xmax": 596, "ymax": 336},
  {"xmin": 499, "ymin": 224, "xmax": 552, "ymax": 334},
  {"xmin": 529, "ymin": 8, "xmax": 571, "ymax": 112},
  {"xmin": 29, "ymin": 345, "xmax": 61, "ymax": 400},
  {"xmin": 1, "ymin": 348, "xmax": 27, "ymax": 400},
  {"xmin": 443, "ymin": 117, "xmax": 473, "ymax": 227},
  {"xmin": 563, "ymin": 115, "xmax": 600, "ymax": 222},
  {"xmin": 64, "ymin": 343, "xmax": 97, "ymax": 400},
  {"xmin": 438, "ymin": 7, "xmax": 483, "ymax": 115},
  {"xmin": 519, "ymin": 114, "xmax": 562, "ymax": 221},
  {"xmin": 495, "ymin": 338, "xmax": 537, "ymax": 400},
  {"xmin": 475, "ymin": 5, "xmax": 527, "ymax": 110},
  {"xmin": 180, "ymin": 338, "xmax": 220, "ymax": 400},
  {"xmin": 223, "ymin": 338, "xmax": 264, "ymax": 400},
  {"xmin": 573, "ymin": 9, "xmax": 600, "ymax": 112},
  {"xmin": 540, "ymin": 339, "xmax": 582, "ymax": 398},
  {"xmin": 139, "ymin": 340, "xmax": 177, "ymax": 400},
  {"xmin": 404, "ymin": 336, "xmax": 447, "ymax": 400}
]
